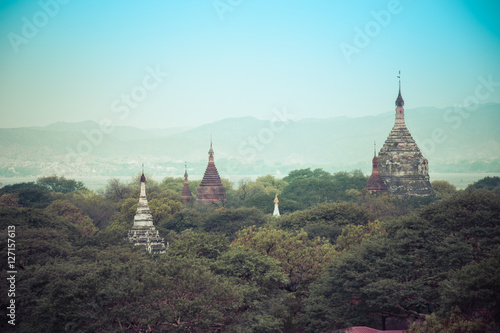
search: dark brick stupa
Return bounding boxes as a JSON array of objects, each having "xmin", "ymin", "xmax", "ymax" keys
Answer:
[
  {"xmin": 196, "ymin": 140, "xmax": 226, "ymax": 205},
  {"xmin": 181, "ymin": 162, "xmax": 193, "ymax": 204},
  {"xmin": 377, "ymin": 74, "xmax": 432, "ymax": 196},
  {"xmin": 366, "ymin": 144, "xmax": 388, "ymax": 193}
]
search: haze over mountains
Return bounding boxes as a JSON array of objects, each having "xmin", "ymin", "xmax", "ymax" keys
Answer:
[{"xmin": 1, "ymin": 103, "xmax": 499, "ymax": 181}]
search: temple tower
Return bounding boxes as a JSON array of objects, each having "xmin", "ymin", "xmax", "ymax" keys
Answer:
[
  {"xmin": 196, "ymin": 139, "xmax": 226, "ymax": 205},
  {"xmin": 366, "ymin": 142, "xmax": 388, "ymax": 193},
  {"xmin": 128, "ymin": 168, "xmax": 166, "ymax": 254},
  {"xmin": 181, "ymin": 162, "xmax": 194, "ymax": 204},
  {"xmin": 377, "ymin": 74, "xmax": 432, "ymax": 196},
  {"xmin": 273, "ymin": 193, "xmax": 280, "ymax": 217}
]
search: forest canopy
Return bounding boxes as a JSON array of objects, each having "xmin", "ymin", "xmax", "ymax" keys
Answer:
[{"xmin": 1, "ymin": 171, "xmax": 499, "ymax": 332}]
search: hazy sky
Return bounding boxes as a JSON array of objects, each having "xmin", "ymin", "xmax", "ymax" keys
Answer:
[{"xmin": 1, "ymin": 0, "xmax": 500, "ymax": 129}]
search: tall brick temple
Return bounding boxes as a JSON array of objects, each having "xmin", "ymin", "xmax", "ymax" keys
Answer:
[
  {"xmin": 377, "ymin": 76, "xmax": 432, "ymax": 196},
  {"xmin": 128, "ymin": 169, "xmax": 167, "ymax": 254},
  {"xmin": 196, "ymin": 140, "xmax": 226, "ymax": 205}
]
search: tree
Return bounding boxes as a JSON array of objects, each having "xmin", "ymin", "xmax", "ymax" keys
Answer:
[
  {"xmin": 104, "ymin": 178, "xmax": 133, "ymax": 201},
  {"xmin": 335, "ymin": 220, "xmax": 385, "ymax": 252},
  {"xmin": 438, "ymin": 246, "xmax": 500, "ymax": 324},
  {"xmin": 408, "ymin": 309, "xmax": 496, "ymax": 333},
  {"xmin": 166, "ymin": 230, "xmax": 230, "ymax": 262},
  {"xmin": 202, "ymin": 207, "xmax": 267, "ymax": 237},
  {"xmin": 281, "ymin": 168, "xmax": 369, "ymax": 207},
  {"xmin": 232, "ymin": 226, "xmax": 338, "ymax": 331},
  {"xmin": 467, "ymin": 176, "xmax": 500, "ymax": 191},
  {"xmin": 431, "ymin": 180, "xmax": 457, "ymax": 198},
  {"xmin": 149, "ymin": 191, "xmax": 183, "ymax": 223},
  {"xmin": 16, "ymin": 255, "xmax": 242, "ymax": 332},
  {"xmin": 0, "ymin": 193, "xmax": 20, "ymax": 207},
  {"xmin": 45, "ymin": 199, "xmax": 98, "ymax": 235},
  {"xmin": 277, "ymin": 202, "xmax": 373, "ymax": 242},
  {"xmin": 37, "ymin": 175, "xmax": 87, "ymax": 193},
  {"xmin": 356, "ymin": 190, "xmax": 409, "ymax": 220},
  {"xmin": 66, "ymin": 190, "xmax": 118, "ymax": 229},
  {"xmin": 210, "ymin": 247, "xmax": 291, "ymax": 332},
  {"xmin": 303, "ymin": 189, "xmax": 500, "ymax": 331},
  {"xmin": 233, "ymin": 227, "xmax": 337, "ymax": 294},
  {"xmin": 0, "ymin": 182, "xmax": 53, "ymax": 208}
]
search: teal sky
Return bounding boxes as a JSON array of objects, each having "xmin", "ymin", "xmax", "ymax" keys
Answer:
[{"xmin": 1, "ymin": 0, "xmax": 499, "ymax": 128}]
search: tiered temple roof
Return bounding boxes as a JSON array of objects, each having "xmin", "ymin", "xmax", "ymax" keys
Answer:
[
  {"xmin": 181, "ymin": 163, "xmax": 193, "ymax": 204},
  {"xmin": 366, "ymin": 144, "xmax": 388, "ymax": 193},
  {"xmin": 128, "ymin": 170, "xmax": 166, "ymax": 254},
  {"xmin": 196, "ymin": 140, "xmax": 226, "ymax": 204},
  {"xmin": 377, "ymin": 76, "xmax": 432, "ymax": 196}
]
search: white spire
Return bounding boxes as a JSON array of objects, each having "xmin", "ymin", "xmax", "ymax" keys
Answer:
[{"xmin": 273, "ymin": 193, "xmax": 280, "ymax": 217}]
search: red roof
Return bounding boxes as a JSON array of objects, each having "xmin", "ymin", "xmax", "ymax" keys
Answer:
[{"xmin": 365, "ymin": 156, "xmax": 388, "ymax": 192}]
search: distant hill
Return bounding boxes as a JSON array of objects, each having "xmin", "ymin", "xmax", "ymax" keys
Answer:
[{"xmin": 1, "ymin": 103, "xmax": 499, "ymax": 179}]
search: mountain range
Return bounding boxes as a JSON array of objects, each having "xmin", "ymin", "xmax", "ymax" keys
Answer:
[{"xmin": 1, "ymin": 103, "xmax": 499, "ymax": 181}]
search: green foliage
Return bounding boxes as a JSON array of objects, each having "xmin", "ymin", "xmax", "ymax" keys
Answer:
[
  {"xmin": 161, "ymin": 207, "xmax": 267, "ymax": 238},
  {"xmin": 439, "ymin": 246, "xmax": 500, "ymax": 322},
  {"xmin": 160, "ymin": 208, "xmax": 204, "ymax": 233},
  {"xmin": 418, "ymin": 189, "xmax": 500, "ymax": 259},
  {"xmin": 149, "ymin": 194, "xmax": 183, "ymax": 222},
  {"xmin": 37, "ymin": 175, "xmax": 87, "ymax": 193},
  {"xmin": 0, "ymin": 182, "xmax": 53, "ymax": 208},
  {"xmin": 16, "ymin": 256, "xmax": 242, "ymax": 332},
  {"xmin": 281, "ymin": 168, "xmax": 368, "ymax": 208},
  {"xmin": 233, "ymin": 226, "xmax": 337, "ymax": 294},
  {"xmin": 104, "ymin": 178, "xmax": 133, "ymax": 201},
  {"xmin": 45, "ymin": 199, "xmax": 98, "ymax": 235},
  {"xmin": 303, "ymin": 189, "xmax": 500, "ymax": 331},
  {"xmin": 2, "ymin": 173, "xmax": 499, "ymax": 332},
  {"xmin": 278, "ymin": 202, "xmax": 373, "ymax": 242},
  {"xmin": 335, "ymin": 220, "xmax": 385, "ymax": 252},
  {"xmin": 467, "ymin": 176, "xmax": 500, "ymax": 191},
  {"xmin": 202, "ymin": 207, "xmax": 267, "ymax": 237},
  {"xmin": 408, "ymin": 309, "xmax": 496, "ymax": 333},
  {"xmin": 210, "ymin": 247, "xmax": 292, "ymax": 332},
  {"xmin": 0, "ymin": 192, "xmax": 20, "ymax": 207},
  {"xmin": 356, "ymin": 191, "xmax": 408, "ymax": 221},
  {"xmin": 65, "ymin": 190, "xmax": 117, "ymax": 229},
  {"xmin": 166, "ymin": 230, "xmax": 230, "ymax": 262},
  {"xmin": 229, "ymin": 175, "xmax": 289, "ymax": 211},
  {"xmin": 431, "ymin": 180, "xmax": 457, "ymax": 198}
]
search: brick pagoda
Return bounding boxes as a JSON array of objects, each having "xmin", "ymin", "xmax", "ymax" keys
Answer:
[
  {"xmin": 366, "ymin": 143, "xmax": 388, "ymax": 193},
  {"xmin": 196, "ymin": 140, "xmax": 226, "ymax": 205},
  {"xmin": 181, "ymin": 162, "xmax": 193, "ymax": 204},
  {"xmin": 377, "ymin": 75, "xmax": 432, "ymax": 196}
]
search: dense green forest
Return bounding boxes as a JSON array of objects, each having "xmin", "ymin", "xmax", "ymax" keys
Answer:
[{"xmin": 1, "ymin": 171, "xmax": 499, "ymax": 332}]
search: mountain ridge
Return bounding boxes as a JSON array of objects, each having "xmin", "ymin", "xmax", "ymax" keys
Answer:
[{"xmin": 1, "ymin": 103, "xmax": 499, "ymax": 178}]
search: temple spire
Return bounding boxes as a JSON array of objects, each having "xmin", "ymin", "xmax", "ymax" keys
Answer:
[
  {"xmin": 140, "ymin": 163, "xmax": 146, "ymax": 183},
  {"xmin": 128, "ymin": 167, "xmax": 166, "ymax": 254},
  {"xmin": 377, "ymin": 75, "xmax": 433, "ymax": 196},
  {"xmin": 395, "ymin": 71, "xmax": 404, "ymax": 107},
  {"xmin": 182, "ymin": 162, "xmax": 193, "ymax": 204},
  {"xmin": 394, "ymin": 71, "xmax": 406, "ymax": 128},
  {"xmin": 365, "ymin": 144, "xmax": 388, "ymax": 193},
  {"xmin": 273, "ymin": 193, "xmax": 280, "ymax": 217},
  {"xmin": 196, "ymin": 138, "xmax": 226, "ymax": 205}
]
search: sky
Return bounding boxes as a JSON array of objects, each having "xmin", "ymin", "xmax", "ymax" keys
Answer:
[{"xmin": 1, "ymin": 0, "xmax": 500, "ymax": 129}]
